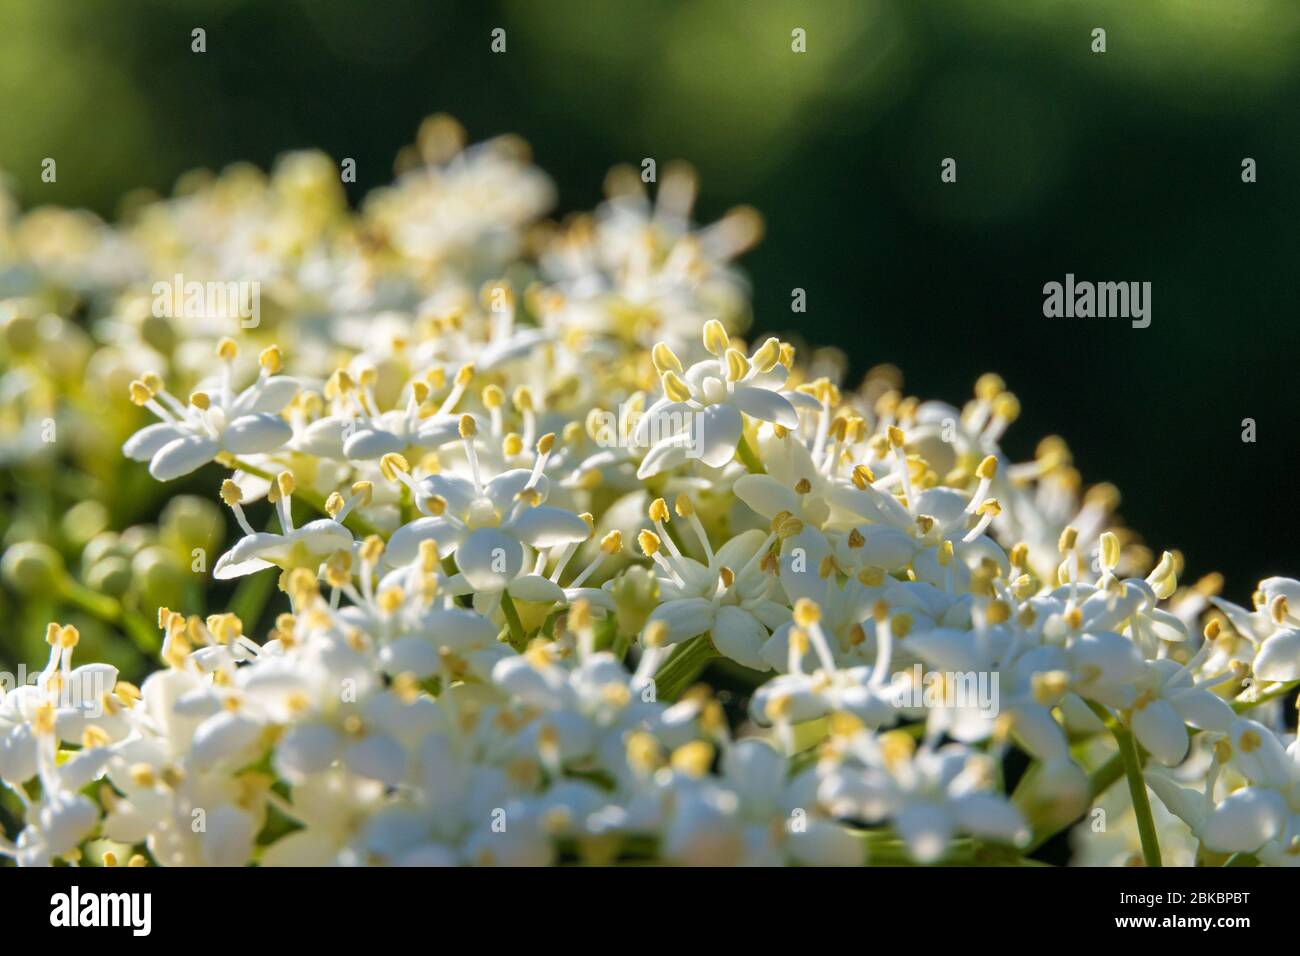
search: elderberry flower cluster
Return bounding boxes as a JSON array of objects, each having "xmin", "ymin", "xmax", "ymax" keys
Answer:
[{"xmin": 2, "ymin": 116, "xmax": 1297, "ymax": 867}]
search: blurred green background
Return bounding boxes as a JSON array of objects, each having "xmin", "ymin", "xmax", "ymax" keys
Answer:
[{"xmin": 2, "ymin": 0, "xmax": 1299, "ymax": 666}]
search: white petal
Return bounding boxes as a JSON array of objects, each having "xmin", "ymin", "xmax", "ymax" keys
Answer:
[
  {"xmin": 1201, "ymin": 787, "xmax": 1287, "ymax": 853},
  {"xmin": 710, "ymin": 605, "xmax": 769, "ymax": 671},
  {"xmin": 507, "ymin": 574, "xmax": 566, "ymax": 603},
  {"xmin": 508, "ymin": 506, "xmax": 590, "ymax": 548},
  {"xmin": 275, "ymin": 724, "xmax": 342, "ymax": 780},
  {"xmin": 236, "ymin": 376, "xmax": 299, "ymax": 414},
  {"xmin": 384, "ymin": 517, "xmax": 464, "ymax": 567},
  {"xmin": 894, "ymin": 803, "xmax": 954, "ymax": 863},
  {"xmin": 150, "ymin": 434, "xmax": 219, "ymax": 480},
  {"xmin": 455, "ymin": 528, "xmax": 524, "ymax": 592},
  {"xmin": 950, "ymin": 792, "xmax": 1028, "ymax": 846},
  {"xmin": 191, "ymin": 711, "xmax": 263, "ymax": 770},
  {"xmin": 380, "ymin": 637, "xmax": 442, "ymax": 678},
  {"xmin": 1130, "ymin": 699, "xmax": 1189, "ymax": 766},
  {"xmin": 647, "ymin": 598, "xmax": 716, "ymax": 645},
  {"xmin": 221, "ymin": 413, "xmax": 293, "ymax": 455},
  {"xmin": 123, "ymin": 422, "xmax": 184, "ymax": 462},
  {"xmin": 731, "ymin": 385, "xmax": 799, "ymax": 427},
  {"xmin": 343, "ymin": 428, "xmax": 406, "ymax": 460},
  {"xmin": 201, "ymin": 805, "xmax": 256, "ymax": 867},
  {"xmin": 696, "ymin": 403, "xmax": 744, "ymax": 468},
  {"xmin": 733, "ymin": 474, "xmax": 799, "ymax": 520},
  {"xmin": 1253, "ymin": 629, "xmax": 1300, "ymax": 681},
  {"xmin": 343, "ymin": 734, "xmax": 407, "ymax": 785}
]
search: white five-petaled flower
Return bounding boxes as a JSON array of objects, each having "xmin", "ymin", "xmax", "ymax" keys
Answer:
[
  {"xmin": 123, "ymin": 340, "xmax": 297, "ymax": 480},
  {"xmin": 635, "ymin": 324, "xmax": 817, "ymax": 478}
]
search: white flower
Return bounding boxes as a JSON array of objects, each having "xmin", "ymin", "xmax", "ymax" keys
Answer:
[
  {"xmin": 635, "ymin": 326, "xmax": 815, "ymax": 478},
  {"xmin": 123, "ymin": 341, "xmax": 296, "ymax": 480}
]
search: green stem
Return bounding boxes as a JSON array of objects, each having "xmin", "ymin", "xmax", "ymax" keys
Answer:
[
  {"xmin": 1234, "ymin": 679, "xmax": 1300, "ymax": 712},
  {"xmin": 1087, "ymin": 699, "xmax": 1161, "ymax": 868},
  {"xmin": 653, "ymin": 633, "xmax": 718, "ymax": 702},
  {"xmin": 499, "ymin": 592, "xmax": 528, "ymax": 652},
  {"xmin": 58, "ymin": 577, "xmax": 160, "ymax": 654},
  {"xmin": 736, "ymin": 435, "xmax": 765, "ymax": 474}
]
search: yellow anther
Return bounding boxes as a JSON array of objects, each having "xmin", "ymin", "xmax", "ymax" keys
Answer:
[
  {"xmin": 851, "ymin": 464, "xmax": 876, "ymax": 489},
  {"xmin": 377, "ymin": 587, "xmax": 404, "ymax": 615},
  {"xmin": 325, "ymin": 492, "xmax": 344, "ymax": 518},
  {"xmin": 258, "ymin": 345, "xmax": 282, "ymax": 373},
  {"xmin": 1271, "ymin": 595, "xmax": 1290, "ymax": 626},
  {"xmin": 626, "ymin": 731, "xmax": 663, "ymax": 773},
  {"xmin": 380, "ymin": 452, "xmax": 410, "ymax": 481},
  {"xmin": 719, "ymin": 566, "xmax": 735, "ymax": 589},
  {"xmin": 425, "ymin": 494, "xmax": 447, "ymax": 516},
  {"xmin": 649, "ymin": 498, "xmax": 670, "ymax": 523},
  {"xmin": 828, "ymin": 711, "xmax": 865, "ymax": 738},
  {"xmin": 360, "ymin": 535, "xmax": 385, "ymax": 565},
  {"xmin": 418, "ymin": 538, "xmax": 441, "ymax": 572},
  {"xmin": 751, "ymin": 337, "xmax": 781, "ymax": 373},
  {"xmin": 1058, "ymin": 526, "xmax": 1078, "ymax": 554},
  {"xmin": 1203, "ymin": 619, "xmax": 1221, "ymax": 641},
  {"xmin": 794, "ymin": 477, "xmax": 812, "ymax": 495},
  {"xmin": 458, "ymin": 414, "xmax": 477, "ymax": 439},
  {"xmin": 220, "ymin": 480, "xmax": 243, "ymax": 507},
  {"xmin": 1148, "ymin": 550, "xmax": 1178, "ymax": 600},
  {"xmin": 887, "ymin": 425, "xmax": 906, "ymax": 449},
  {"xmin": 662, "ymin": 370, "xmax": 692, "ymax": 403},
  {"xmin": 993, "ymin": 391, "xmax": 1020, "ymax": 422},
  {"xmin": 643, "ymin": 620, "xmax": 670, "ymax": 649},
  {"xmin": 350, "ymin": 480, "xmax": 374, "ymax": 506},
  {"xmin": 536, "ymin": 432, "xmax": 556, "ymax": 455},
  {"xmin": 503, "ymin": 432, "xmax": 524, "ymax": 456},
  {"xmin": 600, "ymin": 530, "xmax": 622, "ymax": 554},
  {"xmin": 482, "ymin": 384, "xmax": 505, "ymax": 409},
  {"xmin": 880, "ymin": 729, "xmax": 916, "ymax": 768},
  {"xmin": 511, "ymin": 385, "xmax": 534, "ymax": 412},
  {"xmin": 976, "ymin": 498, "xmax": 1002, "ymax": 517},
  {"xmin": 216, "ymin": 337, "xmax": 239, "ymax": 361},
  {"xmin": 975, "ymin": 373, "xmax": 1005, "ymax": 401},
  {"xmin": 189, "ymin": 390, "xmax": 211, "ymax": 410},
  {"xmin": 702, "ymin": 319, "xmax": 730, "ymax": 356},
  {"xmin": 276, "ymin": 471, "xmax": 296, "ymax": 499},
  {"xmin": 1099, "ymin": 531, "xmax": 1120, "ymax": 571},
  {"xmin": 724, "ymin": 348, "xmax": 749, "ymax": 382},
  {"xmin": 638, "ymin": 530, "xmax": 661, "ymax": 556},
  {"xmin": 651, "ymin": 341, "xmax": 683, "ymax": 375},
  {"xmin": 975, "ymin": 455, "xmax": 998, "ymax": 480},
  {"xmin": 793, "ymin": 598, "xmax": 821, "ymax": 628},
  {"xmin": 986, "ymin": 599, "xmax": 1011, "ymax": 625},
  {"xmin": 938, "ymin": 539, "xmax": 954, "ymax": 567},
  {"xmin": 858, "ymin": 566, "xmax": 885, "ymax": 587},
  {"xmin": 671, "ymin": 740, "xmax": 716, "ymax": 777},
  {"xmin": 128, "ymin": 380, "xmax": 152, "ymax": 406}
]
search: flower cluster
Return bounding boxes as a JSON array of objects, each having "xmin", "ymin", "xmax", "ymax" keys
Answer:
[{"xmin": 1, "ymin": 117, "xmax": 1297, "ymax": 867}]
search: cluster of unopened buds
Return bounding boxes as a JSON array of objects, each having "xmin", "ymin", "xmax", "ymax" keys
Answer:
[{"xmin": 2, "ymin": 116, "xmax": 1298, "ymax": 867}]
